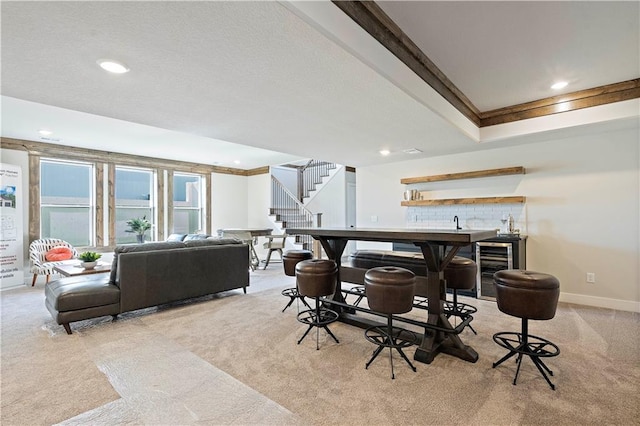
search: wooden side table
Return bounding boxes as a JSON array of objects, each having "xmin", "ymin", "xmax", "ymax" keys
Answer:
[{"xmin": 53, "ymin": 261, "xmax": 111, "ymax": 277}]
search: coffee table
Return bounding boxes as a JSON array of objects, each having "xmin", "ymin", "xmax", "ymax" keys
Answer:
[{"xmin": 54, "ymin": 261, "xmax": 111, "ymax": 277}]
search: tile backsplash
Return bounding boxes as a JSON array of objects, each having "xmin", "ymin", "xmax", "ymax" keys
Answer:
[{"xmin": 406, "ymin": 203, "xmax": 526, "ymax": 234}]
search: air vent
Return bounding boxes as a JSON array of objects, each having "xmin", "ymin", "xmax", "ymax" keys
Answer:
[{"xmin": 403, "ymin": 148, "xmax": 423, "ymax": 154}]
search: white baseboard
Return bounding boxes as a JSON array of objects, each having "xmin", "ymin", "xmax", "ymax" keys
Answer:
[{"xmin": 560, "ymin": 291, "xmax": 640, "ymax": 313}]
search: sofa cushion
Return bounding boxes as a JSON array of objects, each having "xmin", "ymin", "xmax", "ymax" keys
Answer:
[
  {"xmin": 45, "ymin": 246, "xmax": 74, "ymax": 261},
  {"xmin": 109, "ymin": 241, "xmax": 187, "ymax": 284},
  {"xmin": 166, "ymin": 233, "xmax": 187, "ymax": 242},
  {"xmin": 46, "ymin": 275, "xmax": 120, "ymax": 312},
  {"xmin": 183, "ymin": 234, "xmax": 210, "ymax": 241},
  {"xmin": 184, "ymin": 237, "xmax": 243, "ymax": 247}
]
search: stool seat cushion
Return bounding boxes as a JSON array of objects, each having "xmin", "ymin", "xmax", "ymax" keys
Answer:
[
  {"xmin": 365, "ymin": 267, "xmax": 415, "ymax": 315},
  {"xmin": 444, "ymin": 256, "xmax": 477, "ymax": 290},
  {"xmin": 283, "ymin": 250, "xmax": 313, "ymax": 276},
  {"xmin": 494, "ymin": 270, "xmax": 559, "ymax": 320},
  {"xmin": 295, "ymin": 259, "xmax": 337, "ymax": 297},
  {"xmin": 494, "ymin": 270, "xmax": 560, "ymax": 290},
  {"xmin": 284, "ymin": 249, "xmax": 313, "ymax": 258}
]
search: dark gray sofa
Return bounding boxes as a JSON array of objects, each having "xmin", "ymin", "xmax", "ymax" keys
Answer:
[{"xmin": 45, "ymin": 238, "xmax": 249, "ymax": 334}]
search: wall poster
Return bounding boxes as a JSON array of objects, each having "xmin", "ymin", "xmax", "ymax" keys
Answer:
[{"xmin": 0, "ymin": 163, "xmax": 24, "ymax": 288}]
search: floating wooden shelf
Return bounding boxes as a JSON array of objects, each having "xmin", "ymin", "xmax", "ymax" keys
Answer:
[
  {"xmin": 401, "ymin": 196, "xmax": 526, "ymax": 206},
  {"xmin": 400, "ymin": 166, "xmax": 525, "ymax": 185}
]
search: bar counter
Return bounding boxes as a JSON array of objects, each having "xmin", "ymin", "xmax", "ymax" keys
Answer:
[{"xmin": 286, "ymin": 227, "xmax": 497, "ymax": 364}]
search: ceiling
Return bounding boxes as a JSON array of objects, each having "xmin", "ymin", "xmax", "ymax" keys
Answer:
[{"xmin": 1, "ymin": 1, "xmax": 638, "ymax": 170}]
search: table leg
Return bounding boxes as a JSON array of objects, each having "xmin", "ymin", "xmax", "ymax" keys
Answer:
[
  {"xmin": 317, "ymin": 237, "xmax": 350, "ymax": 308},
  {"xmin": 414, "ymin": 243, "xmax": 478, "ymax": 364},
  {"xmin": 248, "ymin": 240, "xmax": 260, "ymax": 270}
]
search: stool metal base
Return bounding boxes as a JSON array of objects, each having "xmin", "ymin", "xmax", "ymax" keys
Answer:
[
  {"xmin": 492, "ymin": 319, "xmax": 560, "ymax": 390},
  {"xmin": 443, "ymin": 290, "xmax": 477, "ymax": 334},
  {"xmin": 343, "ymin": 285, "xmax": 366, "ymax": 307},
  {"xmin": 365, "ymin": 315, "xmax": 418, "ymax": 379},
  {"xmin": 281, "ymin": 287, "xmax": 311, "ymax": 313},
  {"xmin": 297, "ymin": 302, "xmax": 339, "ymax": 350}
]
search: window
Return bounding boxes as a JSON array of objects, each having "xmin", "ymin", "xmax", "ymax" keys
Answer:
[
  {"xmin": 173, "ymin": 172, "xmax": 204, "ymax": 234},
  {"xmin": 40, "ymin": 159, "xmax": 94, "ymax": 246},
  {"xmin": 115, "ymin": 167, "xmax": 155, "ymax": 244}
]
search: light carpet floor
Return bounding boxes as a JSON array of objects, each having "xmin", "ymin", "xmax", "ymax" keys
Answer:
[{"xmin": 1, "ymin": 267, "xmax": 639, "ymax": 425}]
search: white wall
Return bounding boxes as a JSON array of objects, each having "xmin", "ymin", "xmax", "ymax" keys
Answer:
[
  {"xmin": 211, "ymin": 172, "xmax": 248, "ymax": 232},
  {"xmin": 305, "ymin": 166, "xmax": 347, "ymax": 228},
  {"xmin": 357, "ymin": 122, "xmax": 640, "ymax": 311},
  {"xmin": 247, "ymin": 173, "xmax": 275, "ymax": 258},
  {"xmin": 271, "ymin": 166, "xmax": 297, "ymax": 195},
  {"xmin": 0, "ymin": 148, "xmax": 30, "ymax": 286}
]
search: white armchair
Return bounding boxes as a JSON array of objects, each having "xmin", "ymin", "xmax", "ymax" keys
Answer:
[
  {"xmin": 262, "ymin": 234, "xmax": 287, "ymax": 270},
  {"xmin": 29, "ymin": 238, "xmax": 78, "ymax": 286}
]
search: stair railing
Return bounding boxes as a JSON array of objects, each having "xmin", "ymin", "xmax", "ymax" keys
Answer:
[
  {"xmin": 271, "ymin": 175, "xmax": 321, "ymax": 249},
  {"xmin": 299, "ymin": 160, "xmax": 337, "ymax": 200}
]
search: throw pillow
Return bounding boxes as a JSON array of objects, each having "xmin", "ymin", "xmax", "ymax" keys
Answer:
[{"xmin": 45, "ymin": 246, "xmax": 73, "ymax": 261}]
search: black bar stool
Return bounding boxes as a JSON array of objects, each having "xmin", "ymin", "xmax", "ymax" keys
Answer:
[
  {"xmin": 492, "ymin": 270, "xmax": 561, "ymax": 390},
  {"xmin": 280, "ymin": 250, "xmax": 313, "ymax": 312},
  {"xmin": 295, "ymin": 259, "xmax": 339, "ymax": 350},
  {"xmin": 443, "ymin": 256, "xmax": 478, "ymax": 334},
  {"xmin": 364, "ymin": 266, "xmax": 418, "ymax": 379}
]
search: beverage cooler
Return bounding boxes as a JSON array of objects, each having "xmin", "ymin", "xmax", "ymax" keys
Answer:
[{"xmin": 475, "ymin": 236, "xmax": 527, "ymax": 300}]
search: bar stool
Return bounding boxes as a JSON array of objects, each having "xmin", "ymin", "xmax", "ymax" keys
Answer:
[
  {"xmin": 492, "ymin": 270, "xmax": 560, "ymax": 390},
  {"xmin": 280, "ymin": 250, "xmax": 313, "ymax": 313},
  {"xmin": 295, "ymin": 259, "xmax": 339, "ymax": 350},
  {"xmin": 364, "ymin": 267, "xmax": 418, "ymax": 379},
  {"xmin": 443, "ymin": 256, "xmax": 478, "ymax": 334}
]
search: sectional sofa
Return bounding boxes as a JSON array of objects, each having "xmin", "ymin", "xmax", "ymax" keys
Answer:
[{"xmin": 45, "ymin": 238, "xmax": 249, "ymax": 334}]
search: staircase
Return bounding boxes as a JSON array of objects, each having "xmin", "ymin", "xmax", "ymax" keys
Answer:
[
  {"xmin": 300, "ymin": 160, "xmax": 337, "ymax": 201},
  {"xmin": 269, "ymin": 160, "xmax": 337, "ymax": 250}
]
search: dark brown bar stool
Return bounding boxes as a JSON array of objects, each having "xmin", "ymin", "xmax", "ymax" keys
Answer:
[
  {"xmin": 443, "ymin": 256, "xmax": 478, "ymax": 334},
  {"xmin": 295, "ymin": 259, "xmax": 339, "ymax": 350},
  {"xmin": 364, "ymin": 267, "xmax": 418, "ymax": 379},
  {"xmin": 280, "ymin": 250, "xmax": 313, "ymax": 312},
  {"xmin": 492, "ymin": 270, "xmax": 560, "ymax": 390}
]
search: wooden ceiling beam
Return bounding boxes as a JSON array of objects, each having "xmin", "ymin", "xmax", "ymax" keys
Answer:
[
  {"xmin": 332, "ymin": 1, "xmax": 640, "ymax": 128},
  {"xmin": 332, "ymin": 1, "xmax": 481, "ymax": 126},
  {"xmin": 479, "ymin": 79, "xmax": 640, "ymax": 126}
]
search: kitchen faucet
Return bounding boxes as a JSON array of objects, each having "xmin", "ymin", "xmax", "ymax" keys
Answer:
[{"xmin": 454, "ymin": 215, "xmax": 462, "ymax": 230}]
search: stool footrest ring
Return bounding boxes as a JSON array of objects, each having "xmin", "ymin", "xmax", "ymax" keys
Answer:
[
  {"xmin": 297, "ymin": 308, "xmax": 339, "ymax": 326},
  {"xmin": 364, "ymin": 326, "xmax": 418, "ymax": 349},
  {"xmin": 281, "ymin": 288, "xmax": 311, "ymax": 313},
  {"xmin": 492, "ymin": 331, "xmax": 560, "ymax": 390},
  {"xmin": 364, "ymin": 324, "xmax": 418, "ymax": 378},
  {"xmin": 492, "ymin": 332, "xmax": 560, "ymax": 358},
  {"xmin": 296, "ymin": 307, "xmax": 339, "ymax": 350},
  {"xmin": 443, "ymin": 301, "xmax": 477, "ymax": 317}
]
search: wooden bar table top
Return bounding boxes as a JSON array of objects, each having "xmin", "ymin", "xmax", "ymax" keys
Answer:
[
  {"xmin": 286, "ymin": 227, "xmax": 497, "ymax": 364},
  {"xmin": 217, "ymin": 228, "xmax": 273, "ymax": 237}
]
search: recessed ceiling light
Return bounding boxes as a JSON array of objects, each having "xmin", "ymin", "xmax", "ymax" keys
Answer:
[
  {"xmin": 38, "ymin": 129, "xmax": 53, "ymax": 136},
  {"xmin": 551, "ymin": 81, "xmax": 568, "ymax": 90},
  {"xmin": 233, "ymin": 160, "xmax": 241, "ymax": 164},
  {"xmin": 97, "ymin": 59, "xmax": 130, "ymax": 74},
  {"xmin": 379, "ymin": 149, "xmax": 390, "ymax": 156}
]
